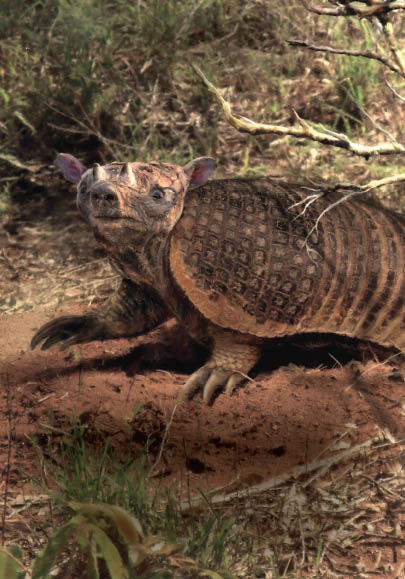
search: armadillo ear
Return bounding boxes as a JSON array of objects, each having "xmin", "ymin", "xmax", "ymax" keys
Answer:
[
  {"xmin": 56, "ymin": 153, "xmax": 87, "ymax": 184},
  {"xmin": 183, "ymin": 157, "xmax": 215, "ymax": 188}
]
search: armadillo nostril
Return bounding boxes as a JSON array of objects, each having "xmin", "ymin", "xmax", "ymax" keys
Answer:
[{"xmin": 90, "ymin": 184, "xmax": 118, "ymax": 208}]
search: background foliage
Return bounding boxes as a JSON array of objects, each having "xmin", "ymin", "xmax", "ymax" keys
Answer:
[{"xmin": 1, "ymin": 0, "xmax": 403, "ymax": 180}]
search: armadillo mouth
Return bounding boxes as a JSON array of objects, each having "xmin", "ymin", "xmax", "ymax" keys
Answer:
[
  {"xmin": 92, "ymin": 215, "xmax": 139, "ymax": 230},
  {"xmin": 90, "ymin": 213, "xmax": 149, "ymax": 234},
  {"xmin": 92, "ymin": 214, "xmax": 131, "ymax": 222},
  {"xmin": 95, "ymin": 216, "xmax": 121, "ymax": 220},
  {"xmin": 94, "ymin": 214, "xmax": 144, "ymax": 225}
]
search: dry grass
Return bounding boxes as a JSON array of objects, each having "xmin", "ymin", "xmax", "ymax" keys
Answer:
[
  {"xmin": 0, "ymin": 218, "xmax": 118, "ymax": 315},
  {"xmin": 3, "ymin": 427, "xmax": 404, "ymax": 577},
  {"xmin": 180, "ymin": 430, "xmax": 405, "ymax": 577}
]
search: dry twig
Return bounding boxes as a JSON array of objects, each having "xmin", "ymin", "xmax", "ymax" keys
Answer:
[
  {"xmin": 192, "ymin": 65, "xmax": 405, "ymax": 158},
  {"xmin": 290, "ymin": 173, "xmax": 405, "ymax": 251},
  {"xmin": 297, "ymin": 1, "xmax": 405, "ymax": 80},
  {"xmin": 179, "ymin": 436, "xmax": 377, "ymax": 510},
  {"xmin": 302, "ymin": 0, "xmax": 405, "ymax": 18},
  {"xmin": 287, "ymin": 39, "xmax": 403, "ymax": 75}
]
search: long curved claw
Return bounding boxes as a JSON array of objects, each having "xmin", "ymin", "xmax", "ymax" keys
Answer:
[
  {"xmin": 179, "ymin": 366, "xmax": 211, "ymax": 402},
  {"xmin": 202, "ymin": 368, "xmax": 231, "ymax": 405},
  {"xmin": 179, "ymin": 339, "xmax": 260, "ymax": 404},
  {"xmin": 179, "ymin": 365, "xmax": 247, "ymax": 405},
  {"xmin": 224, "ymin": 373, "xmax": 245, "ymax": 395},
  {"xmin": 31, "ymin": 315, "xmax": 94, "ymax": 351}
]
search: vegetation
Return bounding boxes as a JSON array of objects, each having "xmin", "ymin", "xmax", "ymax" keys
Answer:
[
  {"xmin": 1, "ymin": 0, "xmax": 405, "ymax": 577},
  {"xmin": 1, "ymin": 421, "xmax": 248, "ymax": 577},
  {"xmin": 1, "ymin": 414, "xmax": 402, "ymax": 577},
  {"xmin": 0, "ymin": 0, "xmax": 402, "ymax": 169},
  {"xmin": 1, "ymin": 0, "xmax": 405, "ymax": 212}
]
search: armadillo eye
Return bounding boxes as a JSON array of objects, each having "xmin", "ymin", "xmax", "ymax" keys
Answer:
[{"xmin": 151, "ymin": 189, "xmax": 164, "ymax": 200}]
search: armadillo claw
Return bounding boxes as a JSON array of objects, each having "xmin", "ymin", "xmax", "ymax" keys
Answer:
[
  {"xmin": 179, "ymin": 365, "xmax": 246, "ymax": 405},
  {"xmin": 30, "ymin": 315, "xmax": 94, "ymax": 351}
]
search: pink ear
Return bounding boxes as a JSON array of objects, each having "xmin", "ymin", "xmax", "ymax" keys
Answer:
[
  {"xmin": 183, "ymin": 157, "xmax": 215, "ymax": 187},
  {"xmin": 56, "ymin": 153, "xmax": 87, "ymax": 184}
]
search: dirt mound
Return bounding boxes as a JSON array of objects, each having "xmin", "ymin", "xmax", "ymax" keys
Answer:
[{"xmin": 2, "ymin": 308, "xmax": 404, "ymax": 491}]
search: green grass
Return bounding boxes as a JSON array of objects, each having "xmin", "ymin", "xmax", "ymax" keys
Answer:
[
  {"xmin": 0, "ymin": 182, "xmax": 12, "ymax": 217},
  {"xmin": 1, "ymin": 0, "xmax": 397, "ymax": 192},
  {"xmin": 0, "ymin": 0, "xmax": 242, "ymax": 162},
  {"xmin": 23, "ymin": 411, "xmax": 370, "ymax": 578},
  {"xmin": 0, "ymin": 0, "xmax": 400, "ymax": 176},
  {"xmin": 0, "ymin": 1, "xmax": 311, "ymax": 166},
  {"xmin": 322, "ymin": 17, "xmax": 383, "ymax": 136},
  {"xmin": 27, "ymin": 418, "xmax": 243, "ymax": 577}
]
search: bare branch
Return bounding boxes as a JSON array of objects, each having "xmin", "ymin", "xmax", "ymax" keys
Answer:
[
  {"xmin": 302, "ymin": 2, "xmax": 345, "ymax": 16},
  {"xmin": 178, "ymin": 436, "xmax": 378, "ymax": 510},
  {"xmin": 291, "ymin": 173, "xmax": 405, "ymax": 252},
  {"xmin": 357, "ymin": 172, "xmax": 405, "ymax": 192},
  {"xmin": 381, "ymin": 20, "xmax": 405, "ymax": 75},
  {"xmin": 192, "ymin": 64, "xmax": 405, "ymax": 158},
  {"xmin": 302, "ymin": 0, "xmax": 405, "ymax": 18},
  {"xmin": 386, "ymin": 81, "xmax": 405, "ymax": 101},
  {"xmin": 287, "ymin": 39, "xmax": 402, "ymax": 75}
]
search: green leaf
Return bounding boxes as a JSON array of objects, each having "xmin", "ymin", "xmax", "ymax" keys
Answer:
[
  {"xmin": 0, "ymin": 88, "xmax": 9, "ymax": 105},
  {"xmin": 104, "ymin": 505, "xmax": 146, "ymax": 566},
  {"xmin": 91, "ymin": 525, "xmax": 129, "ymax": 579},
  {"xmin": 105, "ymin": 505, "xmax": 143, "ymax": 543},
  {"xmin": 86, "ymin": 534, "xmax": 100, "ymax": 579},
  {"xmin": 0, "ymin": 546, "xmax": 26, "ymax": 579},
  {"xmin": 69, "ymin": 503, "xmax": 143, "ymax": 548},
  {"xmin": 3, "ymin": 545, "xmax": 24, "ymax": 563},
  {"xmin": 31, "ymin": 520, "xmax": 79, "ymax": 579},
  {"xmin": 13, "ymin": 110, "xmax": 36, "ymax": 134}
]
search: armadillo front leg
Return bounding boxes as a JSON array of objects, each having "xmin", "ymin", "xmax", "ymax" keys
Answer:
[
  {"xmin": 31, "ymin": 278, "xmax": 169, "ymax": 351},
  {"xmin": 179, "ymin": 331, "xmax": 260, "ymax": 405}
]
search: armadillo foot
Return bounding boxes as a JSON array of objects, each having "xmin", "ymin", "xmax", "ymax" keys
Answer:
[
  {"xmin": 31, "ymin": 315, "xmax": 91, "ymax": 351},
  {"xmin": 179, "ymin": 366, "xmax": 246, "ymax": 405},
  {"xmin": 179, "ymin": 338, "xmax": 260, "ymax": 405}
]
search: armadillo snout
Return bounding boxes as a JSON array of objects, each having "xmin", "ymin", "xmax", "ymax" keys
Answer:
[{"xmin": 90, "ymin": 182, "xmax": 119, "ymax": 210}]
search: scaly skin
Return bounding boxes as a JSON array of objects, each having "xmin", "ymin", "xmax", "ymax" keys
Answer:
[
  {"xmin": 31, "ymin": 279, "xmax": 169, "ymax": 350},
  {"xmin": 31, "ymin": 154, "xmax": 405, "ymax": 404}
]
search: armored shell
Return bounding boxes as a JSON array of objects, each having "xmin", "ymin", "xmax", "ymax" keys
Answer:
[{"xmin": 170, "ymin": 177, "xmax": 405, "ymax": 350}]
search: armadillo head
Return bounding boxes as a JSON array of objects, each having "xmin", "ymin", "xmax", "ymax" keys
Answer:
[{"xmin": 56, "ymin": 153, "xmax": 215, "ymax": 247}]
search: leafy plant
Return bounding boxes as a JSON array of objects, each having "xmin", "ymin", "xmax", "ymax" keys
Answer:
[
  {"xmin": 31, "ymin": 501, "xmax": 176, "ymax": 579},
  {"xmin": 0, "ymin": 545, "xmax": 26, "ymax": 579}
]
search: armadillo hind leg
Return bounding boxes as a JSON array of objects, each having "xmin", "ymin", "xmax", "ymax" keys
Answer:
[{"xmin": 179, "ymin": 335, "xmax": 260, "ymax": 405}]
